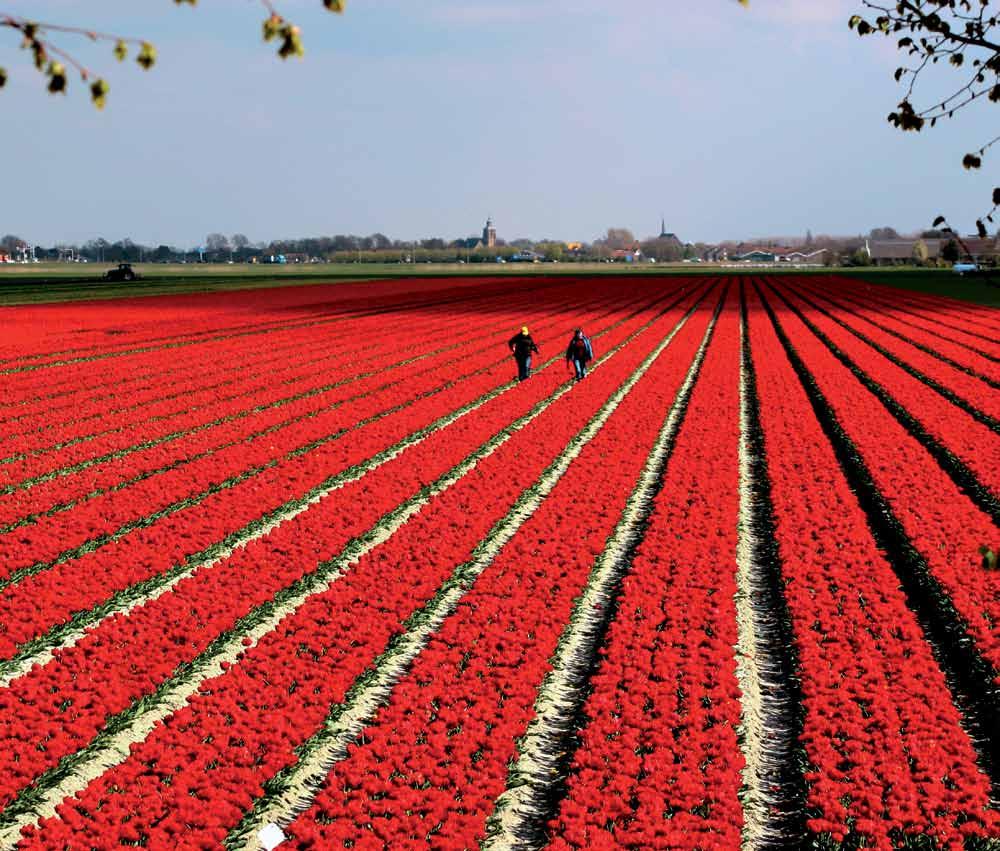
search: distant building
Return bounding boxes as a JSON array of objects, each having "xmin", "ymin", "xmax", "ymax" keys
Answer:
[
  {"xmin": 613, "ymin": 243, "xmax": 643, "ymax": 263},
  {"xmin": 732, "ymin": 247, "xmax": 793, "ymax": 263},
  {"xmin": 482, "ymin": 217, "xmax": 497, "ymax": 249},
  {"xmin": 924, "ymin": 236, "xmax": 1000, "ymax": 264},
  {"xmin": 783, "ymin": 249, "xmax": 828, "ymax": 263},
  {"xmin": 658, "ymin": 218, "xmax": 683, "ymax": 249},
  {"xmin": 949, "ymin": 236, "xmax": 998, "ymax": 262},
  {"xmin": 5, "ymin": 243, "xmax": 34, "ymax": 263},
  {"xmin": 869, "ymin": 235, "xmax": 1000, "ymax": 264},
  {"xmin": 868, "ymin": 239, "xmax": 942, "ymax": 265},
  {"xmin": 732, "ymin": 245, "xmax": 827, "ymax": 264}
]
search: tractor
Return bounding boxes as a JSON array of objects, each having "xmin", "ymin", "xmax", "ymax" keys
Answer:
[{"xmin": 103, "ymin": 263, "xmax": 141, "ymax": 282}]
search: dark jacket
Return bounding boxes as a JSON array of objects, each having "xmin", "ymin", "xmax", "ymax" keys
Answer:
[
  {"xmin": 509, "ymin": 333, "xmax": 539, "ymax": 360},
  {"xmin": 566, "ymin": 335, "xmax": 593, "ymax": 363}
]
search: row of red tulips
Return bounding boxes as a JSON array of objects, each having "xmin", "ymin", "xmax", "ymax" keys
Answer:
[
  {"xmin": 772, "ymin": 279, "xmax": 1000, "ymax": 500},
  {"xmin": 9, "ymin": 286, "xmax": 708, "ymax": 849},
  {"xmin": 792, "ymin": 282, "xmax": 1000, "ymax": 423},
  {"xmin": 548, "ymin": 291, "xmax": 745, "ymax": 850},
  {"xmin": 859, "ymin": 279, "xmax": 1000, "ymax": 336},
  {"xmin": 0, "ymin": 285, "xmax": 542, "ymax": 455},
  {"xmin": 762, "ymin": 282, "xmax": 1000, "ymax": 678},
  {"xmin": 746, "ymin": 284, "xmax": 997, "ymax": 849},
  {"xmin": 0, "ymin": 286, "xmax": 599, "ymax": 493},
  {"xmin": 0, "ymin": 289, "xmax": 651, "ymax": 660},
  {"xmin": 0, "ymin": 279, "xmax": 585, "ymax": 433},
  {"xmin": 268, "ymin": 293, "xmax": 719, "ymax": 851},
  {"xmin": 810, "ymin": 278, "xmax": 1000, "ymax": 379},
  {"xmin": 0, "ymin": 276, "xmax": 504, "ymax": 373}
]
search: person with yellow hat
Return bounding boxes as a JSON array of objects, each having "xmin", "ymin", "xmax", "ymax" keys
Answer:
[{"xmin": 508, "ymin": 325, "xmax": 539, "ymax": 382}]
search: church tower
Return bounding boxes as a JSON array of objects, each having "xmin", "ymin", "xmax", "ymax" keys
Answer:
[{"xmin": 483, "ymin": 217, "xmax": 497, "ymax": 249}]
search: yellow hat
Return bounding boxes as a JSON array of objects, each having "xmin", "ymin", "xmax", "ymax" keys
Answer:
[{"xmin": 521, "ymin": 326, "xmax": 529, "ymax": 334}]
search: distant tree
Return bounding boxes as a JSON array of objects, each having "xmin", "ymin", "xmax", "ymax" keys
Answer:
[
  {"xmin": 849, "ymin": 247, "xmax": 871, "ymax": 266},
  {"xmin": 603, "ymin": 229, "xmax": 636, "ymax": 250},
  {"xmin": 153, "ymin": 244, "xmax": 173, "ymax": 262},
  {"xmin": 420, "ymin": 238, "xmax": 446, "ymax": 250},
  {"xmin": 941, "ymin": 238, "xmax": 960, "ymax": 263},
  {"xmin": 805, "ymin": 229, "xmax": 814, "ymax": 247},
  {"xmin": 535, "ymin": 241, "xmax": 565, "ymax": 261},
  {"xmin": 82, "ymin": 237, "xmax": 111, "ymax": 262},
  {"xmin": 869, "ymin": 227, "xmax": 900, "ymax": 241},
  {"xmin": 911, "ymin": 239, "xmax": 930, "ymax": 266},
  {"xmin": 120, "ymin": 238, "xmax": 140, "ymax": 261},
  {"xmin": 232, "ymin": 234, "xmax": 250, "ymax": 250},
  {"xmin": 370, "ymin": 233, "xmax": 392, "ymax": 250},
  {"xmin": 1, "ymin": 234, "xmax": 23, "ymax": 250},
  {"xmin": 206, "ymin": 233, "xmax": 230, "ymax": 254},
  {"xmin": 640, "ymin": 237, "xmax": 684, "ymax": 262}
]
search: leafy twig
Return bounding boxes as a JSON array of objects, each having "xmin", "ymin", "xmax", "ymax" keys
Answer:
[{"xmin": 0, "ymin": 0, "xmax": 346, "ymax": 107}]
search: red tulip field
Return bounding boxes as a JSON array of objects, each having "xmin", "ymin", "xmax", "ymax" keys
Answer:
[{"xmin": 0, "ymin": 274, "xmax": 997, "ymax": 851}]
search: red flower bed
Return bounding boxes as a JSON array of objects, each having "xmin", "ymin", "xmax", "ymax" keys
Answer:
[
  {"xmin": 0, "ymin": 298, "xmax": 494, "ymax": 457},
  {"xmin": 548, "ymin": 291, "xmax": 744, "ymax": 849},
  {"xmin": 776, "ymin": 282, "xmax": 1000, "ymax": 422},
  {"xmin": 801, "ymin": 277, "xmax": 1000, "ymax": 376},
  {"xmin": 746, "ymin": 285, "xmax": 997, "ymax": 848},
  {"xmin": 761, "ymin": 281, "xmax": 1000, "ymax": 675},
  {"xmin": 0, "ymin": 291, "xmax": 649, "ymax": 656},
  {"xmin": 263, "ymin": 293, "xmax": 719, "ymax": 851},
  {"xmin": 12, "ymin": 286, "xmax": 708, "ymax": 850},
  {"xmin": 770, "ymin": 279, "xmax": 1000, "ymax": 499},
  {"xmin": 0, "ymin": 275, "xmax": 996, "ymax": 851},
  {"xmin": 0, "ymin": 287, "xmax": 596, "ymax": 496},
  {"xmin": 0, "ymin": 281, "xmax": 596, "ymax": 453},
  {"xmin": 835, "ymin": 274, "xmax": 1000, "ymax": 344},
  {"xmin": 0, "ymin": 289, "xmax": 610, "ymax": 550},
  {"xmin": 0, "ymin": 276, "xmax": 523, "ymax": 384}
]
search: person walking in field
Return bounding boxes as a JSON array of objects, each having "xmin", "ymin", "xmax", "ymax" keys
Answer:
[
  {"xmin": 509, "ymin": 326, "xmax": 539, "ymax": 382},
  {"xmin": 566, "ymin": 328, "xmax": 593, "ymax": 382}
]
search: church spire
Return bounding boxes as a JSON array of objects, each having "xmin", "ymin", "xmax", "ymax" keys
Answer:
[{"xmin": 483, "ymin": 216, "xmax": 497, "ymax": 249}]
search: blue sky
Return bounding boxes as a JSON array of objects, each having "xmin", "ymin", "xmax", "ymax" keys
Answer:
[{"xmin": 1, "ymin": 0, "xmax": 996, "ymax": 246}]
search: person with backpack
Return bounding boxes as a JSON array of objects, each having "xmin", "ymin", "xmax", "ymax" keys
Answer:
[
  {"xmin": 509, "ymin": 326, "xmax": 539, "ymax": 382},
  {"xmin": 566, "ymin": 328, "xmax": 593, "ymax": 382}
]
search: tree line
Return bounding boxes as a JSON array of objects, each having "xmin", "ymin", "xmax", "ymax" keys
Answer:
[
  {"xmin": 2, "ymin": 225, "xmax": 978, "ymax": 268},
  {"xmin": 3, "ymin": 230, "xmax": 698, "ymax": 265}
]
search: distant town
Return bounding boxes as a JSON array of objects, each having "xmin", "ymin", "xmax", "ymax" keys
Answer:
[{"xmin": 1, "ymin": 219, "xmax": 995, "ymax": 268}]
